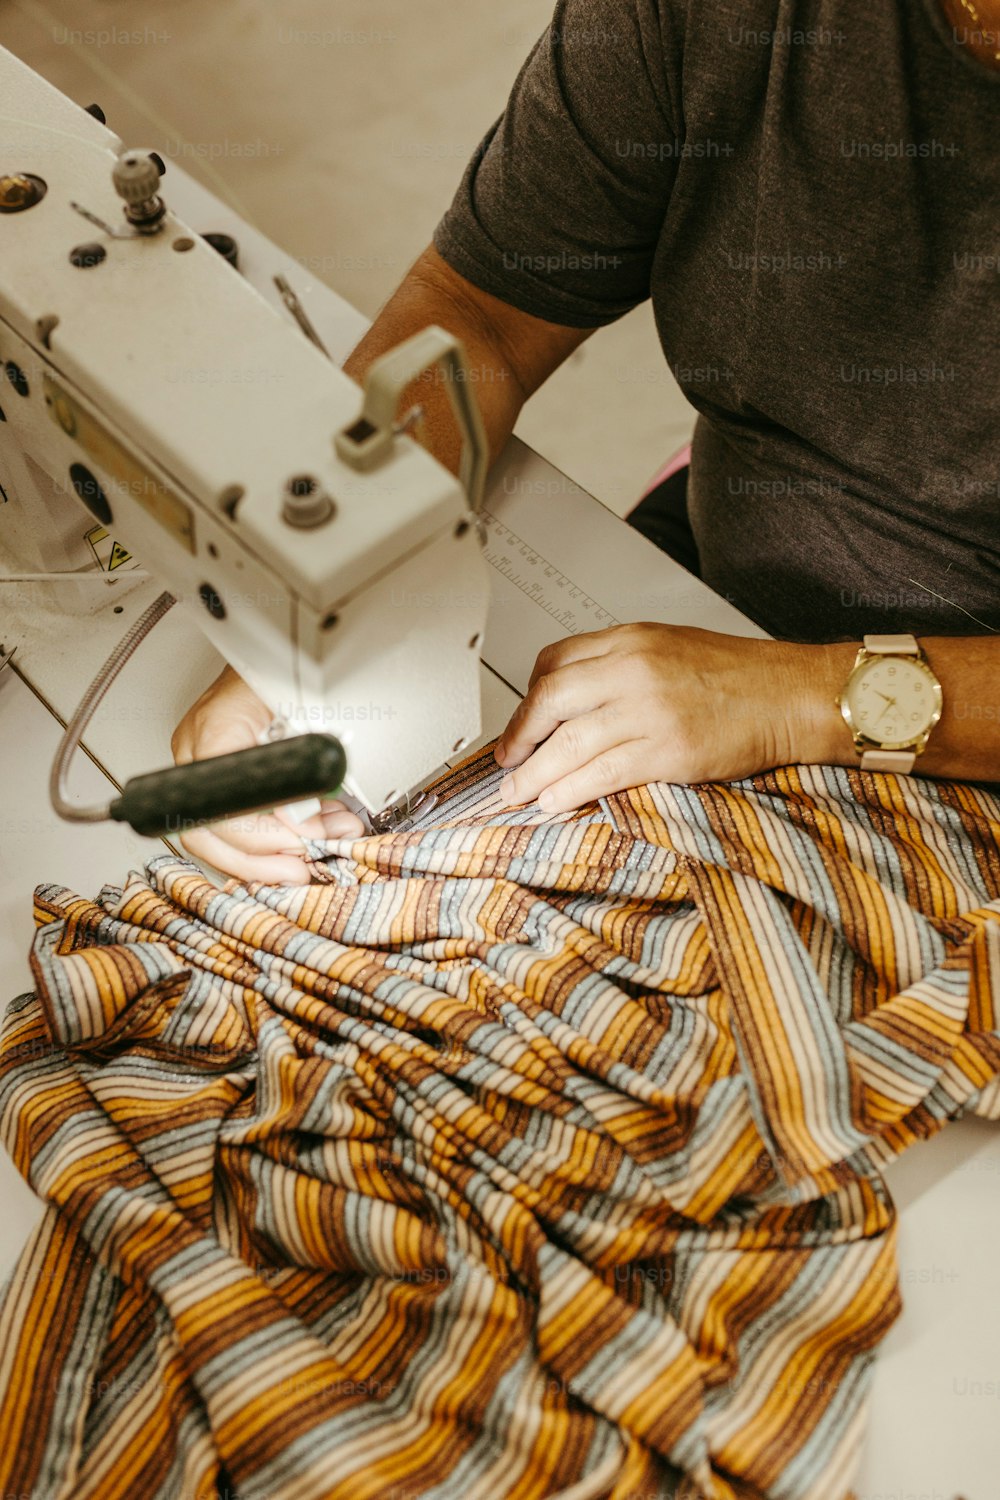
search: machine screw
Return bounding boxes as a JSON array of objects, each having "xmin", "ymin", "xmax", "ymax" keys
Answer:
[{"xmin": 281, "ymin": 474, "xmax": 335, "ymax": 528}]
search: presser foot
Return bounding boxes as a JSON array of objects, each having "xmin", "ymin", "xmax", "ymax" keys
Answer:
[{"xmin": 368, "ymin": 789, "xmax": 439, "ymax": 835}]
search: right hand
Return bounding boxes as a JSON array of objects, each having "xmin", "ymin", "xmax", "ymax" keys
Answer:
[{"xmin": 170, "ymin": 665, "xmax": 366, "ymax": 884}]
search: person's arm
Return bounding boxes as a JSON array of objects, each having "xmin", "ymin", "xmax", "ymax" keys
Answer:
[
  {"xmin": 491, "ymin": 626, "xmax": 1000, "ymax": 817},
  {"xmin": 171, "ymin": 245, "xmax": 598, "ymax": 881},
  {"xmin": 341, "ymin": 243, "xmax": 597, "ymax": 476}
]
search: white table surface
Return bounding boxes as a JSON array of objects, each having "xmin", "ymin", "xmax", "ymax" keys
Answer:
[{"xmin": 0, "ymin": 159, "xmax": 996, "ymax": 1500}]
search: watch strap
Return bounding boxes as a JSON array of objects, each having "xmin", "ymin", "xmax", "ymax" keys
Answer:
[
  {"xmin": 862, "ymin": 633, "xmax": 920, "ymax": 656},
  {"xmin": 859, "ymin": 748, "xmax": 916, "ymax": 774}
]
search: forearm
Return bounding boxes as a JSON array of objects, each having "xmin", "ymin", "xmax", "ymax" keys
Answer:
[
  {"xmin": 791, "ymin": 636, "xmax": 1000, "ymax": 784},
  {"xmin": 341, "ymin": 256, "xmax": 527, "ymax": 479}
]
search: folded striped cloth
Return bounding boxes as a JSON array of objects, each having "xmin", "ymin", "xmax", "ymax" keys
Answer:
[{"xmin": 1, "ymin": 746, "xmax": 998, "ymax": 1500}]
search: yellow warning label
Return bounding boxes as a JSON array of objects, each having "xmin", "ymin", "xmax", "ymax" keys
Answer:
[{"xmin": 85, "ymin": 524, "xmax": 138, "ymax": 573}]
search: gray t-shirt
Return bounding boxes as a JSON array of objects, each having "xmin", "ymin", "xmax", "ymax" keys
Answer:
[{"xmin": 432, "ymin": 0, "xmax": 1000, "ymax": 642}]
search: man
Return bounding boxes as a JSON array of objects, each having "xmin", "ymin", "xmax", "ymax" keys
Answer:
[{"xmin": 173, "ymin": 0, "xmax": 1000, "ymax": 885}]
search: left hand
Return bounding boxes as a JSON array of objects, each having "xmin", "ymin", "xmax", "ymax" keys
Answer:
[
  {"xmin": 171, "ymin": 665, "xmax": 366, "ymax": 884},
  {"xmin": 493, "ymin": 622, "xmax": 836, "ymax": 812}
]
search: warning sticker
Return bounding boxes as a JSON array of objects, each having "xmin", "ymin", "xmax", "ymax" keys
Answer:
[{"xmin": 85, "ymin": 525, "xmax": 141, "ymax": 573}]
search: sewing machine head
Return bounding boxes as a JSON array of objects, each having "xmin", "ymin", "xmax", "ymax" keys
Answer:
[{"xmin": 0, "ymin": 45, "xmax": 490, "ymax": 831}]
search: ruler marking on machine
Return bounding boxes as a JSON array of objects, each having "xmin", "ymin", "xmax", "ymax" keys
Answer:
[{"xmin": 480, "ymin": 509, "xmax": 620, "ymax": 636}]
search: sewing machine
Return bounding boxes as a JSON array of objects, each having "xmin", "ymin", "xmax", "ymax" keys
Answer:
[
  {"xmin": 1, "ymin": 44, "xmax": 998, "ymax": 1498},
  {"xmin": 0, "ymin": 44, "xmax": 495, "ymax": 836}
]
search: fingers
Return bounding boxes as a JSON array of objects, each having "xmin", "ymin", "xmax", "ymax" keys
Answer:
[
  {"xmin": 525, "ymin": 627, "xmax": 622, "ymax": 694},
  {"xmin": 500, "ymin": 709, "xmax": 638, "ymax": 811},
  {"xmin": 320, "ymin": 809, "xmax": 368, "ymax": 838},
  {"xmin": 273, "ymin": 805, "xmax": 338, "ymax": 841},
  {"xmin": 496, "ymin": 654, "xmax": 614, "ymax": 771},
  {"xmin": 314, "ymin": 797, "xmax": 368, "ymax": 838},
  {"xmin": 494, "ymin": 628, "xmax": 659, "ymax": 813},
  {"xmin": 177, "ymin": 797, "xmax": 366, "ymax": 873},
  {"xmin": 178, "ymin": 823, "xmax": 316, "ymax": 886},
  {"xmin": 201, "ymin": 808, "xmax": 323, "ymax": 856},
  {"xmin": 521, "ymin": 740, "xmax": 649, "ymax": 814},
  {"xmin": 175, "ymin": 797, "xmax": 367, "ymax": 887},
  {"xmin": 495, "ymin": 626, "xmax": 636, "ymax": 768}
]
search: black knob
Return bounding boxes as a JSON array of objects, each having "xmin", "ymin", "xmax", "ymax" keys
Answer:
[{"xmin": 202, "ymin": 232, "xmax": 240, "ymax": 271}]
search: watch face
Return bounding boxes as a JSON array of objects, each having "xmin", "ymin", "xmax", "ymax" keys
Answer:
[{"xmin": 842, "ymin": 655, "xmax": 943, "ymax": 749}]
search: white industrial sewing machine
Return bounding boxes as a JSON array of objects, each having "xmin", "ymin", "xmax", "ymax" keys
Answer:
[
  {"xmin": 0, "ymin": 44, "xmax": 496, "ymax": 837},
  {"xmin": 1, "ymin": 44, "xmax": 999, "ymax": 1497}
]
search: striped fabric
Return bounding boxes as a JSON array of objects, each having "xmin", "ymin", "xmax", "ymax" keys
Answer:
[{"xmin": 1, "ymin": 745, "xmax": 999, "ymax": 1500}]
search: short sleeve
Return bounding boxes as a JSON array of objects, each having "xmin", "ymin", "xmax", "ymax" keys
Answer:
[{"xmin": 432, "ymin": 0, "xmax": 681, "ymax": 329}]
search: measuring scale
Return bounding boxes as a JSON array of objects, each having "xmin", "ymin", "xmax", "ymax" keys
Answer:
[{"xmin": 481, "ymin": 508, "xmax": 621, "ymax": 635}]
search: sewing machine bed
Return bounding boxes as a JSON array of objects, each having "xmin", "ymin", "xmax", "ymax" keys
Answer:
[{"xmin": 1, "ymin": 165, "xmax": 997, "ymax": 1496}]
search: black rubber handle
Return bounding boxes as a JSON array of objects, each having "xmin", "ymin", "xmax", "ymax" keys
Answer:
[{"xmin": 108, "ymin": 733, "xmax": 348, "ymax": 838}]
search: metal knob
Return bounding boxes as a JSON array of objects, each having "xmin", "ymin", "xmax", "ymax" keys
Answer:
[
  {"xmin": 282, "ymin": 474, "xmax": 335, "ymax": 528},
  {"xmin": 112, "ymin": 150, "xmax": 165, "ymax": 232}
]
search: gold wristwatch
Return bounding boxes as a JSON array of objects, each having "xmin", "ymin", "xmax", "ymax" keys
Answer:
[{"xmin": 836, "ymin": 633, "xmax": 943, "ymax": 773}]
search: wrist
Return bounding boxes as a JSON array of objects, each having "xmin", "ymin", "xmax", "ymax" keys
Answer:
[{"xmin": 783, "ymin": 640, "xmax": 858, "ymax": 766}]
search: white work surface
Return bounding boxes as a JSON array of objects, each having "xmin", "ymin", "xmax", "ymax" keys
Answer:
[{"xmin": 1, "ymin": 163, "xmax": 997, "ymax": 1499}]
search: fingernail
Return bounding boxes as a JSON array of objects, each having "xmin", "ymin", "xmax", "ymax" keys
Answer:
[
  {"xmin": 281, "ymin": 832, "xmax": 314, "ymax": 854},
  {"xmin": 494, "ymin": 740, "xmax": 507, "ymax": 765},
  {"xmin": 499, "ymin": 776, "xmax": 515, "ymax": 804},
  {"xmin": 538, "ymin": 789, "xmax": 554, "ymax": 810},
  {"xmin": 279, "ymin": 796, "xmax": 322, "ymax": 826}
]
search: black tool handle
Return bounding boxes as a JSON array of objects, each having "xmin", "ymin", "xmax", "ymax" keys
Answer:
[{"xmin": 108, "ymin": 733, "xmax": 347, "ymax": 838}]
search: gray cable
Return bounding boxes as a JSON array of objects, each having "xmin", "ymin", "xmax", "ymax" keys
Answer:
[
  {"xmin": 50, "ymin": 590, "xmax": 176, "ymax": 822},
  {"xmin": 1, "ymin": 570, "xmax": 150, "ymax": 582}
]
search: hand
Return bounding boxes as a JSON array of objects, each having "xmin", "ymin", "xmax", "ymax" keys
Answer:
[
  {"xmin": 170, "ymin": 665, "xmax": 366, "ymax": 884},
  {"xmin": 492, "ymin": 622, "xmax": 842, "ymax": 813}
]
